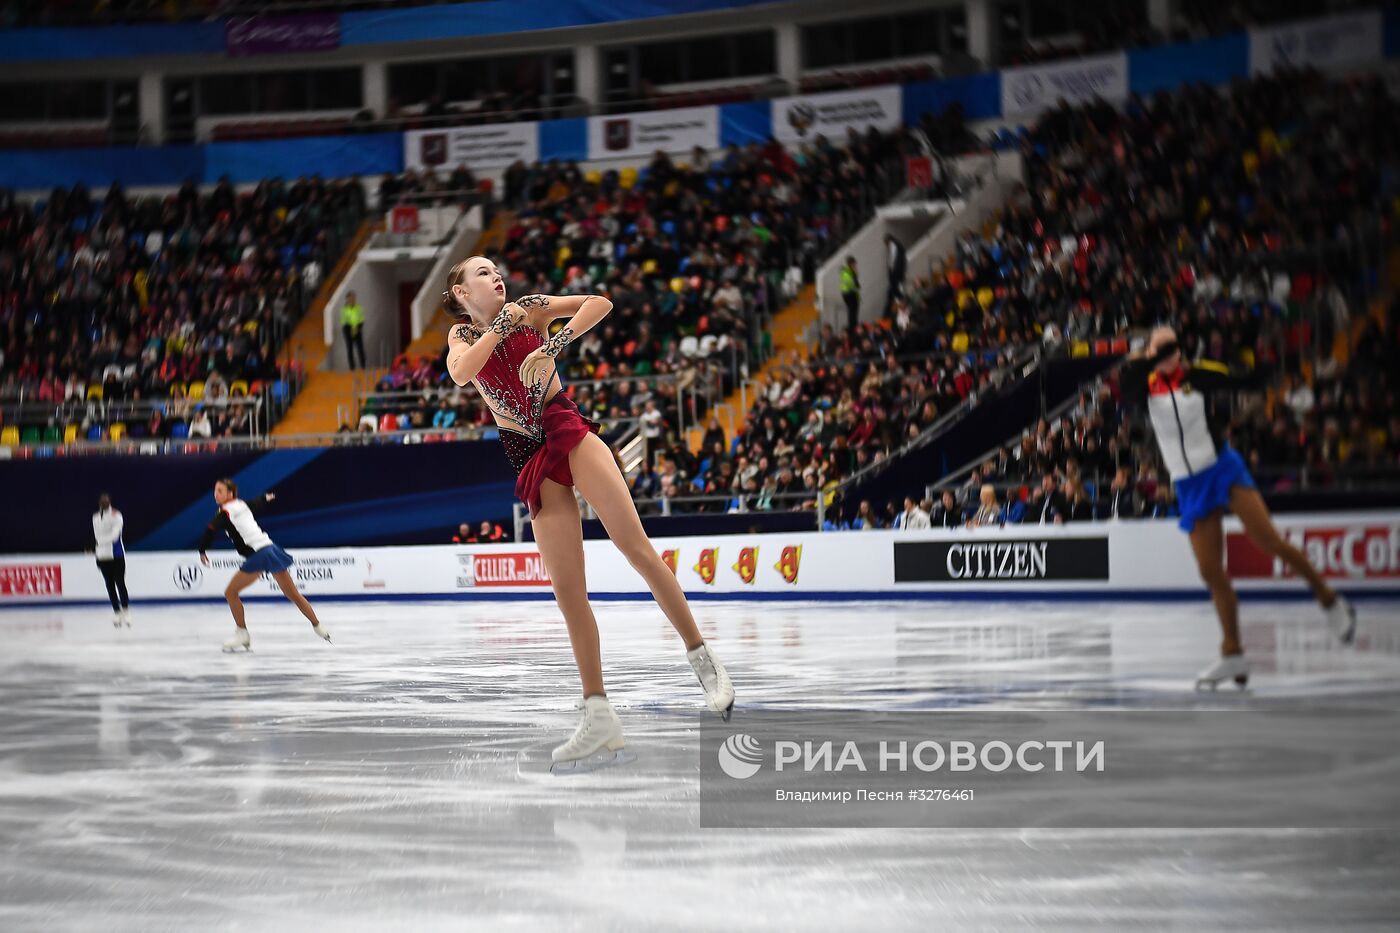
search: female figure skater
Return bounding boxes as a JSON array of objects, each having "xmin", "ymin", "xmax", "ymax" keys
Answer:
[
  {"xmin": 92, "ymin": 493, "xmax": 130, "ymax": 627},
  {"xmin": 197, "ymin": 478, "xmax": 330, "ymax": 652},
  {"xmin": 1122, "ymin": 327, "xmax": 1355, "ymax": 689},
  {"xmin": 443, "ymin": 255, "xmax": 733, "ymax": 768}
]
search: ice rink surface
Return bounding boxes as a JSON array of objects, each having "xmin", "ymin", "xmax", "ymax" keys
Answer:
[{"xmin": 2, "ymin": 598, "xmax": 1399, "ymax": 932}]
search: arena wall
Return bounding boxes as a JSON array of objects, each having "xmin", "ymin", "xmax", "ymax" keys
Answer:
[{"xmin": 3, "ymin": 512, "xmax": 1397, "ymax": 607}]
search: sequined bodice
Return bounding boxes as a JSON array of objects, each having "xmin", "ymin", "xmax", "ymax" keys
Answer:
[{"xmin": 474, "ymin": 326, "xmax": 554, "ymax": 440}]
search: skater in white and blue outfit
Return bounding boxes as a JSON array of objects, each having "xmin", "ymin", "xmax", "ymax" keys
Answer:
[
  {"xmin": 1122, "ymin": 326, "xmax": 1356, "ymax": 689},
  {"xmin": 198, "ymin": 477, "xmax": 330, "ymax": 652},
  {"xmin": 92, "ymin": 493, "xmax": 130, "ymax": 628}
]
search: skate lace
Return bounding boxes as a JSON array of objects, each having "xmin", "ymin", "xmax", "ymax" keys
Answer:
[
  {"xmin": 564, "ymin": 707, "xmax": 602, "ymax": 750},
  {"xmin": 692, "ymin": 652, "xmax": 717, "ymax": 687}
]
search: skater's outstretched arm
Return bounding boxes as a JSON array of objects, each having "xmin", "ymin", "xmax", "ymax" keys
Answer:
[{"xmin": 246, "ymin": 491, "xmax": 276, "ymax": 515}]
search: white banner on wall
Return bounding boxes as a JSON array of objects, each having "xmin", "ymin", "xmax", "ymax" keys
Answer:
[
  {"xmin": 585, "ymin": 105, "xmax": 719, "ymax": 160},
  {"xmin": 2, "ymin": 512, "xmax": 1396, "ymax": 606},
  {"xmin": 403, "ymin": 120, "xmax": 538, "ymax": 172},
  {"xmin": 1249, "ymin": 11, "xmax": 1384, "ymax": 76},
  {"xmin": 771, "ymin": 84, "xmax": 903, "ymax": 145},
  {"xmin": 1001, "ymin": 52, "xmax": 1129, "ymax": 118}
]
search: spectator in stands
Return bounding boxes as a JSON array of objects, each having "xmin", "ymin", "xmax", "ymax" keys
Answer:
[
  {"xmin": 967, "ymin": 484, "xmax": 1002, "ymax": 529},
  {"xmin": 1030, "ymin": 474, "xmax": 1067, "ymax": 525},
  {"xmin": 1001, "ymin": 489, "xmax": 1026, "ymax": 525},
  {"xmin": 931, "ymin": 489, "xmax": 961, "ymax": 529},
  {"xmin": 884, "ymin": 233, "xmax": 906, "ymax": 315},
  {"xmin": 477, "ymin": 521, "xmax": 506, "ymax": 543},
  {"xmin": 188, "ymin": 408, "xmax": 212, "ymax": 439},
  {"xmin": 341, "ymin": 291, "xmax": 366, "ymax": 369},
  {"xmin": 1066, "ymin": 481, "xmax": 1097, "ymax": 522},
  {"xmin": 452, "ymin": 523, "xmax": 473, "ymax": 544},
  {"xmin": 851, "ymin": 500, "xmax": 880, "ymax": 530},
  {"xmin": 1105, "ymin": 466, "xmax": 1143, "ymax": 520},
  {"xmin": 431, "ymin": 399, "xmax": 456, "ymax": 429},
  {"xmin": 895, "ymin": 495, "xmax": 930, "ymax": 530}
]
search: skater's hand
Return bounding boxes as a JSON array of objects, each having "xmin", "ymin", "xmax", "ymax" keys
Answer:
[
  {"xmin": 199, "ymin": 552, "xmax": 210, "ymax": 567},
  {"xmin": 499, "ymin": 302, "xmax": 528, "ymax": 329},
  {"xmin": 518, "ymin": 346, "xmax": 555, "ymax": 388},
  {"xmin": 265, "ymin": 492, "xmax": 276, "ymax": 502}
]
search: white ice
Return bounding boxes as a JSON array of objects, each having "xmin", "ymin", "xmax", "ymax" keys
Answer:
[{"xmin": 1, "ymin": 598, "xmax": 1398, "ymax": 932}]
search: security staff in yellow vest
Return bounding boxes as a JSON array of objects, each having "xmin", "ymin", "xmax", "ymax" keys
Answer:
[
  {"xmin": 341, "ymin": 291, "xmax": 366, "ymax": 369},
  {"xmin": 839, "ymin": 256, "xmax": 860, "ymax": 332}
]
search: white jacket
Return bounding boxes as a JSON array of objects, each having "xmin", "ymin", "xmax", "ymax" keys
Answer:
[{"xmin": 92, "ymin": 508, "xmax": 125, "ymax": 560}]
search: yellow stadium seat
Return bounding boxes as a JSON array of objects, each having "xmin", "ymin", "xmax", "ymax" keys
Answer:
[
  {"xmin": 86, "ymin": 385, "xmax": 103, "ymax": 401},
  {"xmin": 619, "ymin": 166, "xmax": 638, "ymax": 190},
  {"xmin": 188, "ymin": 380, "xmax": 205, "ymax": 401},
  {"xmin": 951, "ymin": 332, "xmax": 970, "ymax": 353},
  {"xmin": 109, "ymin": 423, "xmax": 126, "ymax": 442},
  {"xmin": 63, "ymin": 424, "xmax": 78, "ymax": 444},
  {"xmin": 585, "ymin": 170, "xmax": 602, "ymax": 186},
  {"xmin": 230, "ymin": 380, "xmax": 249, "ymax": 396},
  {"xmin": 0, "ymin": 426, "xmax": 18, "ymax": 446},
  {"xmin": 1071, "ymin": 341, "xmax": 1090, "ymax": 358}
]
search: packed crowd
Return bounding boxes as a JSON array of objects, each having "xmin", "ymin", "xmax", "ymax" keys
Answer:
[
  {"xmin": 361, "ymin": 130, "xmax": 919, "ymax": 442},
  {"xmin": 708, "ymin": 69, "xmax": 1400, "ymax": 528},
  {"xmin": 0, "ymin": 177, "xmax": 365, "ymax": 442},
  {"xmin": 622, "ymin": 320, "xmax": 1022, "ymax": 513}
]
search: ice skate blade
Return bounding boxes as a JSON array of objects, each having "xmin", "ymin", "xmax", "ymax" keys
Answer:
[
  {"xmin": 720, "ymin": 701, "xmax": 734, "ymax": 722},
  {"xmin": 550, "ymin": 749, "xmax": 636, "ymax": 775},
  {"xmin": 222, "ymin": 646, "xmax": 252, "ymax": 654}
]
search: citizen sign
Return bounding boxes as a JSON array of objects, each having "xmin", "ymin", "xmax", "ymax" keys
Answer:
[{"xmin": 894, "ymin": 538, "xmax": 1109, "ymax": 583}]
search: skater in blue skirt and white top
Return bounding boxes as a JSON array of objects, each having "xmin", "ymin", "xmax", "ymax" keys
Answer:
[
  {"xmin": 1121, "ymin": 327, "xmax": 1355, "ymax": 689},
  {"xmin": 197, "ymin": 477, "xmax": 330, "ymax": 651}
]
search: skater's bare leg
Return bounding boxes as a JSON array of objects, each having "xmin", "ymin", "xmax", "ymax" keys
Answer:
[
  {"xmin": 1230, "ymin": 486, "xmax": 1336, "ymax": 606},
  {"xmin": 535, "ymin": 478, "xmax": 605, "ymax": 698},
  {"xmin": 1187, "ymin": 512, "xmax": 1241, "ymax": 657},
  {"xmin": 272, "ymin": 570, "xmax": 321, "ymax": 625},
  {"xmin": 224, "ymin": 571, "xmax": 259, "ymax": 629},
  {"xmin": 569, "ymin": 433, "xmax": 704, "ymax": 651}
]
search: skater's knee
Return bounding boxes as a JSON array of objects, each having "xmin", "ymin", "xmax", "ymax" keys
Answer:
[{"xmin": 616, "ymin": 535, "xmax": 655, "ymax": 569}]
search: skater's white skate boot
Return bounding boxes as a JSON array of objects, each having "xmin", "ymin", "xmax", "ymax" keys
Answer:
[
  {"xmin": 119, "ymin": 608, "xmax": 131, "ymax": 627},
  {"xmin": 688, "ymin": 643, "xmax": 734, "ymax": 720},
  {"xmin": 1325, "ymin": 594, "xmax": 1357, "ymax": 645},
  {"xmin": 223, "ymin": 627, "xmax": 251, "ymax": 652},
  {"xmin": 551, "ymin": 696, "xmax": 625, "ymax": 767},
  {"xmin": 112, "ymin": 610, "xmax": 124, "ymax": 628},
  {"xmin": 312, "ymin": 623, "xmax": 331, "ymax": 643},
  {"xmin": 1195, "ymin": 654, "xmax": 1249, "ymax": 691}
]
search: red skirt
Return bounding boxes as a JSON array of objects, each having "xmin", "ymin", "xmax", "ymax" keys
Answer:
[{"xmin": 508, "ymin": 394, "xmax": 600, "ymax": 517}]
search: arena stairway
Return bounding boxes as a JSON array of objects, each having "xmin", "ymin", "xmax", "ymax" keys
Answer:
[
  {"xmin": 271, "ymin": 211, "xmax": 514, "ymax": 438},
  {"xmin": 685, "ymin": 283, "xmax": 818, "ymax": 452},
  {"xmin": 272, "ymin": 218, "xmax": 384, "ymax": 439},
  {"xmin": 400, "ymin": 210, "xmax": 517, "ymax": 361}
]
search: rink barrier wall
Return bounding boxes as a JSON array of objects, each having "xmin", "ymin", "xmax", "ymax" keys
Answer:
[
  {"xmin": 3, "ymin": 511, "xmax": 1397, "ymax": 607},
  {"xmin": 3, "ymin": 9, "xmax": 1396, "ymax": 191}
]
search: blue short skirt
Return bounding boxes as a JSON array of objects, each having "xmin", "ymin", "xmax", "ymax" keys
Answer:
[
  {"xmin": 240, "ymin": 543, "xmax": 294, "ymax": 574},
  {"xmin": 1173, "ymin": 445, "xmax": 1256, "ymax": 533}
]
